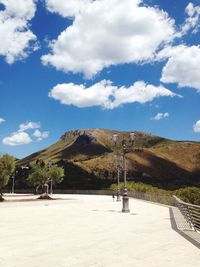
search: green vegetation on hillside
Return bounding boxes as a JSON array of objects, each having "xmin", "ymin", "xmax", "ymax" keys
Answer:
[
  {"xmin": 175, "ymin": 187, "xmax": 200, "ymax": 205},
  {"xmin": 110, "ymin": 182, "xmax": 200, "ymax": 205}
]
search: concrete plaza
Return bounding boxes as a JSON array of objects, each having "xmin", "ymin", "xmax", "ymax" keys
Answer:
[{"xmin": 0, "ymin": 194, "xmax": 200, "ymax": 267}]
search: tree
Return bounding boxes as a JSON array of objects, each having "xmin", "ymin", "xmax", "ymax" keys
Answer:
[
  {"xmin": 27, "ymin": 163, "xmax": 64, "ymax": 199},
  {"xmin": 36, "ymin": 159, "xmax": 45, "ymax": 167},
  {"xmin": 0, "ymin": 154, "xmax": 16, "ymax": 201},
  {"xmin": 27, "ymin": 164, "xmax": 49, "ymax": 196},
  {"xmin": 48, "ymin": 165, "xmax": 64, "ymax": 189}
]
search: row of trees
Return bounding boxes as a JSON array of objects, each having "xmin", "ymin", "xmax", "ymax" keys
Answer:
[
  {"xmin": 0, "ymin": 154, "xmax": 64, "ymax": 201},
  {"xmin": 0, "ymin": 154, "xmax": 16, "ymax": 201}
]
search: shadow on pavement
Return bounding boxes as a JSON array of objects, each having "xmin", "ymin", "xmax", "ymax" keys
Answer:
[{"xmin": 169, "ymin": 207, "xmax": 200, "ymax": 249}]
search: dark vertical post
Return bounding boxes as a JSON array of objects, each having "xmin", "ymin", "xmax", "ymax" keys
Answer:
[
  {"xmin": 116, "ymin": 165, "xmax": 121, "ymax": 201},
  {"xmin": 122, "ymin": 138, "xmax": 130, "ymax": 213}
]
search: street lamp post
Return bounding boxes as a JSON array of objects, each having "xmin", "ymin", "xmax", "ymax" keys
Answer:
[
  {"xmin": 11, "ymin": 170, "xmax": 18, "ymax": 194},
  {"xmin": 50, "ymin": 177, "xmax": 53, "ymax": 195},
  {"xmin": 114, "ymin": 155, "xmax": 123, "ymax": 202},
  {"xmin": 11, "ymin": 166, "xmax": 29, "ymax": 194},
  {"xmin": 113, "ymin": 132, "xmax": 135, "ymax": 213},
  {"xmin": 11, "ymin": 173, "xmax": 15, "ymax": 194},
  {"xmin": 116, "ymin": 164, "xmax": 121, "ymax": 201},
  {"xmin": 48, "ymin": 161, "xmax": 53, "ymax": 195}
]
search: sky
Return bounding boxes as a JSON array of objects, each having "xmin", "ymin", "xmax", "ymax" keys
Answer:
[{"xmin": 0, "ymin": 0, "xmax": 200, "ymax": 159}]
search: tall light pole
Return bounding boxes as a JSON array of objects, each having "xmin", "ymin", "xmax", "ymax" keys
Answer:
[
  {"xmin": 50, "ymin": 177, "xmax": 53, "ymax": 195},
  {"xmin": 116, "ymin": 163, "xmax": 121, "ymax": 201},
  {"xmin": 113, "ymin": 132, "xmax": 135, "ymax": 213},
  {"xmin": 11, "ymin": 173, "xmax": 15, "ymax": 194},
  {"xmin": 48, "ymin": 161, "xmax": 53, "ymax": 195},
  {"xmin": 114, "ymin": 155, "xmax": 123, "ymax": 202},
  {"xmin": 11, "ymin": 170, "xmax": 18, "ymax": 194}
]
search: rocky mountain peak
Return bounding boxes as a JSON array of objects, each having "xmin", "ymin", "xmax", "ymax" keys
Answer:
[{"xmin": 61, "ymin": 129, "xmax": 92, "ymax": 140}]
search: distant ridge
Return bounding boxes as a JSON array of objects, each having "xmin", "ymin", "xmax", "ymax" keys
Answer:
[{"xmin": 17, "ymin": 128, "xmax": 200, "ymax": 189}]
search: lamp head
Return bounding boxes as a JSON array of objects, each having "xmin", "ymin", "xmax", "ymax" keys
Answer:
[
  {"xmin": 130, "ymin": 132, "xmax": 136, "ymax": 141},
  {"xmin": 113, "ymin": 134, "xmax": 118, "ymax": 143}
]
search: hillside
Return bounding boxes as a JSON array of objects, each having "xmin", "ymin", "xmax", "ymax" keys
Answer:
[{"xmin": 17, "ymin": 128, "xmax": 200, "ymax": 190}]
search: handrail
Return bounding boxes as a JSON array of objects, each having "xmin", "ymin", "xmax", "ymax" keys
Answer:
[
  {"xmin": 173, "ymin": 196, "xmax": 200, "ymax": 232},
  {"xmin": 3, "ymin": 189, "xmax": 175, "ymax": 205},
  {"xmin": 129, "ymin": 191, "xmax": 174, "ymax": 206}
]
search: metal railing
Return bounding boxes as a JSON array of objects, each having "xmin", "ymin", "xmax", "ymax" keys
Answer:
[
  {"xmin": 173, "ymin": 196, "xmax": 200, "ymax": 232},
  {"xmin": 129, "ymin": 191, "xmax": 175, "ymax": 206},
  {"xmin": 3, "ymin": 188, "xmax": 175, "ymax": 205},
  {"xmin": 54, "ymin": 190, "xmax": 174, "ymax": 206}
]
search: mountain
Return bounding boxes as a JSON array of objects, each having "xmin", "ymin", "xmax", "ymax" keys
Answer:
[{"xmin": 17, "ymin": 128, "xmax": 200, "ymax": 190}]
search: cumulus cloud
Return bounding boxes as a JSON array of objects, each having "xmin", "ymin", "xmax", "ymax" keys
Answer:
[
  {"xmin": 0, "ymin": 117, "xmax": 5, "ymax": 124},
  {"xmin": 2, "ymin": 121, "xmax": 49, "ymax": 146},
  {"xmin": 48, "ymin": 80, "xmax": 179, "ymax": 109},
  {"xmin": 2, "ymin": 131, "xmax": 32, "ymax": 146},
  {"xmin": 33, "ymin": 129, "xmax": 49, "ymax": 141},
  {"xmin": 160, "ymin": 45, "xmax": 200, "ymax": 92},
  {"xmin": 18, "ymin": 121, "xmax": 40, "ymax": 132},
  {"xmin": 0, "ymin": 0, "xmax": 38, "ymax": 64},
  {"xmin": 193, "ymin": 120, "xmax": 200, "ymax": 133},
  {"xmin": 45, "ymin": 0, "xmax": 91, "ymax": 17},
  {"xmin": 181, "ymin": 2, "xmax": 200, "ymax": 35},
  {"xmin": 151, "ymin": 112, "xmax": 169, "ymax": 121},
  {"xmin": 42, "ymin": 0, "xmax": 175, "ymax": 78}
]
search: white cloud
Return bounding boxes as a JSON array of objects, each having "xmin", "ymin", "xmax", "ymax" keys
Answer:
[
  {"xmin": 42, "ymin": 0, "xmax": 175, "ymax": 78},
  {"xmin": 0, "ymin": 0, "xmax": 38, "ymax": 64},
  {"xmin": 45, "ymin": 0, "xmax": 91, "ymax": 17},
  {"xmin": 2, "ymin": 131, "xmax": 32, "ymax": 146},
  {"xmin": 193, "ymin": 120, "xmax": 200, "ymax": 133},
  {"xmin": 151, "ymin": 112, "xmax": 169, "ymax": 121},
  {"xmin": 33, "ymin": 129, "xmax": 49, "ymax": 141},
  {"xmin": 160, "ymin": 45, "xmax": 200, "ymax": 92},
  {"xmin": 0, "ymin": 117, "xmax": 5, "ymax": 124},
  {"xmin": 2, "ymin": 121, "xmax": 49, "ymax": 146},
  {"xmin": 49, "ymin": 80, "xmax": 179, "ymax": 109},
  {"xmin": 18, "ymin": 121, "xmax": 40, "ymax": 132},
  {"xmin": 181, "ymin": 2, "xmax": 200, "ymax": 35}
]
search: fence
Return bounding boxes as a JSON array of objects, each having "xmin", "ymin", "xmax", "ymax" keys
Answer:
[
  {"xmin": 4, "ymin": 188, "xmax": 174, "ymax": 206},
  {"xmin": 53, "ymin": 189, "xmax": 113, "ymax": 196},
  {"xmin": 50, "ymin": 189, "xmax": 174, "ymax": 205},
  {"xmin": 128, "ymin": 191, "xmax": 175, "ymax": 206},
  {"xmin": 173, "ymin": 196, "xmax": 200, "ymax": 232},
  {"xmin": 4, "ymin": 189, "xmax": 175, "ymax": 206},
  {"xmin": 54, "ymin": 190, "xmax": 174, "ymax": 206}
]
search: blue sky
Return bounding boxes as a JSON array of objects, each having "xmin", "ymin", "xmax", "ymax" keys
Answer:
[{"xmin": 0, "ymin": 0, "xmax": 200, "ymax": 159}]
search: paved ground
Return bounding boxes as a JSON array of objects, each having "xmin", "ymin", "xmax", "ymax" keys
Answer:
[{"xmin": 0, "ymin": 194, "xmax": 200, "ymax": 267}]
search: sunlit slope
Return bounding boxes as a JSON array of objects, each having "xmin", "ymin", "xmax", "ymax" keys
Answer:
[{"xmin": 18, "ymin": 128, "xmax": 200, "ymax": 188}]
